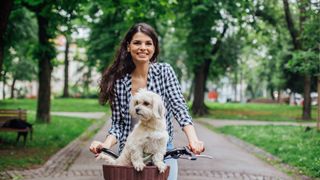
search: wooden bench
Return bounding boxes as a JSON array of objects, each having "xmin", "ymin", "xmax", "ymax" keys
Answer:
[{"xmin": 0, "ymin": 109, "xmax": 32, "ymax": 144}]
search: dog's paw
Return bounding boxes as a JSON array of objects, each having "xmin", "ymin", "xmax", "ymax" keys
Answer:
[
  {"xmin": 133, "ymin": 161, "xmax": 145, "ymax": 171},
  {"xmin": 155, "ymin": 162, "xmax": 167, "ymax": 173}
]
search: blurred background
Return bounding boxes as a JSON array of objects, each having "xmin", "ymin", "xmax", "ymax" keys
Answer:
[
  {"xmin": 0, "ymin": 0, "xmax": 319, "ymax": 121},
  {"xmin": 0, "ymin": 0, "xmax": 319, "ymax": 178}
]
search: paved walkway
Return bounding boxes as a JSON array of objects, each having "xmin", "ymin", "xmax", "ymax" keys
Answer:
[{"xmin": 3, "ymin": 113, "xmax": 311, "ymax": 180}]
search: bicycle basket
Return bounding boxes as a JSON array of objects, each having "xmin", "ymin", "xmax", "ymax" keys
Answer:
[{"xmin": 102, "ymin": 164, "xmax": 170, "ymax": 180}]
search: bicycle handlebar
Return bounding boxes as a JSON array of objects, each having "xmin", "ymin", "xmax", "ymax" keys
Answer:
[
  {"xmin": 100, "ymin": 146, "xmax": 212, "ymax": 160},
  {"xmin": 164, "ymin": 146, "xmax": 197, "ymax": 160},
  {"xmin": 100, "ymin": 148, "xmax": 118, "ymax": 159}
]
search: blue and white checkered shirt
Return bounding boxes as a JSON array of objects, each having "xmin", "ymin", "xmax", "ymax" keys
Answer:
[{"xmin": 108, "ymin": 63, "xmax": 193, "ymax": 152}]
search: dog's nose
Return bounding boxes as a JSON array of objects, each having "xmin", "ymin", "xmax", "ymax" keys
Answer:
[{"xmin": 135, "ymin": 108, "xmax": 141, "ymax": 113}]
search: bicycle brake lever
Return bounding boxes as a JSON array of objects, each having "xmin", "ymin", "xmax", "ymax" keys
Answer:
[{"xmin": 184, "ymin": 146, "xmax": 197, "ymax": 160}]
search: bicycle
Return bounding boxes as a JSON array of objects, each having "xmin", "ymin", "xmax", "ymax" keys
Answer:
[{"xmin": 100, "ymin": 146, "xmax": 212, "ymax": 180}]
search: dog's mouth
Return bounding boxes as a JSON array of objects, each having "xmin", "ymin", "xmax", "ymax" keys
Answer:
[{"xmin": 136, "ymin": 112, "xmax": 145, "ymax": 118}]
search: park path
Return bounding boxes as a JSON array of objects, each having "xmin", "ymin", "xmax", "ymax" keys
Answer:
[{"xmin": 4, "ymin": 112, "xmax": 310, "ymax": 180}]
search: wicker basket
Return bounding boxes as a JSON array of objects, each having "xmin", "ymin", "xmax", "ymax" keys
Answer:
[{"xmin": 102, "ymin": 165, "xmax": 170, "ymax": 180}]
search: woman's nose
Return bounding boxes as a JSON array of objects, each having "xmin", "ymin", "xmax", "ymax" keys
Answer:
[{"xmin": 139, "ymin": 43, "xmax": 146, "ymax": 50}]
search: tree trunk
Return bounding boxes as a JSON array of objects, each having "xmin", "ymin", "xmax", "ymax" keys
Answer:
[
  {"xmin": 302, "ymin": 74, "xmax": 311, "ymax": 120},
  {"xmin": 36, "ymin": 14, "xmax": 52, "ymax": 123},
  {"xmin": 192, "ymin": 59, "xmax": 210, "ymax": 115},
  {"xmin": 0, "ymin": 0, "xmax": 13, "ymax": 79},
  {"xmin": 62, "ymin": 35, "xmax": 70, "ymax": 98},
  {"xmin": 2, "ymin": 71, "xmax": 6, "ymax": 99},
  {"xmin": 270, "ymin": 86, "xmax": 275, "ymax": 100},
  {"xmin": 282, "ymin": 0, "xmax": 300, "ymax": 49},
  {"xmin": 283, "ymin": 0, "xmax": 311, "ymax": 120},
  {"xmin": 10, "ymin": 77, "xmax": 16, "ymax": 99},
  {"xmin": 277, "ymin": 88, "xmax": 281, "ymax": 103}
]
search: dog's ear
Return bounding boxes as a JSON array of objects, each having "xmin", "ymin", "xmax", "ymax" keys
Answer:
[{"xmin": 153, "ymin": 95, "xmax": 166, "ymax": 119}]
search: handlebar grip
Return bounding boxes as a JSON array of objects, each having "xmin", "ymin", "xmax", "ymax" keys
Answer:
[{"xmin": 100, "ymin": 148, "xmax": 119, "ymax": 159}]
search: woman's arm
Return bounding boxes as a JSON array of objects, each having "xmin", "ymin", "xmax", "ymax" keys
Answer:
[
  {"xmin": 90, "ymin": 83, "xmax": 122, "ymax": 154},
  {"xmin": 164, "ymin": 64, "xmax": 205, "ymax": 154},
  {"xmin": 164, "ymin": 64, "xmax": 193, "ymax": 127},
  {"xmin": 183, "ymin": 124, "xmax": 205, "ymax": 154}
]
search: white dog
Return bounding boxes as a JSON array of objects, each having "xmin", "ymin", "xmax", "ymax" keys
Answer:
[{"xmin": 97, "ymin": 89, "xmax": 169, "ymax": 173}]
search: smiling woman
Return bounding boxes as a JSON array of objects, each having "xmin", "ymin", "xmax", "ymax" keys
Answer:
[{"xmin": 90, "ymin": 22, "xmax": 205, "ymax": 180}]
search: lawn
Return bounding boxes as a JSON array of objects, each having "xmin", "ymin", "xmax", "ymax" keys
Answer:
[
  {"xmin": 0, "ymin": 98, "xmax": 108, "ymax": 171},
  {"xmin": 215, "ymin": 125, "xmax": 320, "ymax": 178},
  {"xmin": 0, "ymin": 113, "xmax": 96, "ymax": 170},
  {"xmin": 205, "ymin": 102, "xmax": 317, "ymax": 122},
  {"xmin": 0, "ymin": 98, "xmax": 109, "ymax": 112}
]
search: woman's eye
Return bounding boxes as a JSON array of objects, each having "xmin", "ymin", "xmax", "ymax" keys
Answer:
[{"xmin": 143, "ymin": 101, "xmax": 150, "ymax": 106}]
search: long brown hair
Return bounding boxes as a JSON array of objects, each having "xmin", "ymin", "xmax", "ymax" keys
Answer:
[{"xmin": 99, "ymin": 23, "xmax": 159, "ymax": 106}]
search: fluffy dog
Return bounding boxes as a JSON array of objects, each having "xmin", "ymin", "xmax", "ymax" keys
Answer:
[{"xmin": 97, "ymin": 89, "xmax": 169, "ymax": 173}]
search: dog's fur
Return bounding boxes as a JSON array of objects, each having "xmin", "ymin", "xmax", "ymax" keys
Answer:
[{"xmin": 97, "ymin": 89, "xmax": 169, "ymax": 172}]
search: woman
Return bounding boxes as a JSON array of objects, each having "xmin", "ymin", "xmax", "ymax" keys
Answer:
[{"xmin": 90, "ymin": 22, "xmax": 204, "ymax": 180}]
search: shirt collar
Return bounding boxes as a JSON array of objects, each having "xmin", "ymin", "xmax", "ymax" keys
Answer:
[{"xmin": 120, "ymin": 63, "xmax": 161, "ymax": 85}]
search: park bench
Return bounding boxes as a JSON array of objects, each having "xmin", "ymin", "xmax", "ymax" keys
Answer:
[{"xmin": 0, "ymin": 109, "xmax": 32, "ymax": 144}]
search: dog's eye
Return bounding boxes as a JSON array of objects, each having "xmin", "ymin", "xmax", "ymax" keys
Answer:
[
  {"xmin": 143, "ymin": 101, "xmax": 150, "ymax": 106},
  {"xmin": 135, "ymin": 101, "xmax": 139, "ymax": 105}
]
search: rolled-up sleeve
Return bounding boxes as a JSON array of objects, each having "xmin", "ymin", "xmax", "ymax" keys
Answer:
[
  {"xmin": 164, "ymin": 64, "xmax": 193, "ymax": 127},
  {"xmin": 108, "ymin": 84, "xmax": 122, "ymax": 142}
]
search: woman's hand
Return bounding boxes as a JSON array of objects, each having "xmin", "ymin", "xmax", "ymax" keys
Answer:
[
  {"xmin": 188, "ymin": 140, "xmax": 205, "ymax": 155},
  {"xmin": 90, "ymin": 135, "xmax": 117, "ymax": 155},
  {"xmin": 89, "ymin": 140, "xmax": 105, "ymax": 154},
  {"xmin": 183, "ymin": 124, "xmax": 205, "ymax": 154}
]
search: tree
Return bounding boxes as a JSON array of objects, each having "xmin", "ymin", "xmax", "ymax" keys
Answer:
[
  {"xmin": 58, "ymin": 3, "xmax": 87, "ymax": 98},
  {"xmin": 22, "ymin": 1, "xmax": 57, "ymax": 123},
  {"xmin": 180, "ymin": 1, "xmax": 251, "ymax": 115},
  {"xmin": 21, "ymin": 0, "xmax": 86, "ymax": 122},
  {"xmin": 0, "ymin": 0, "xmax": 13, "ymax": 79},
  {"xmin": 282, "ymin": 0, "xmax": 319, "ymax": 120},
  {"xmin": 3, "ymin": 6, "xmax": 37, "ymax": 99}
]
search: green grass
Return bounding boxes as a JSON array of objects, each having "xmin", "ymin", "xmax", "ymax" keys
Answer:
[
  {"xmin": 0, "ymin": 113, "xmax": 95, "ymax": 170},
  {"xmin": 216, "ymin": 125, "xmax": 320, "ymax": 178},
  {"xmin": 205, "ymin": 102, "xmax": 317, "ymax": 122},
  {"xmin": 0, "ymin": 98, "xmax": 109, "ymax": 112}
]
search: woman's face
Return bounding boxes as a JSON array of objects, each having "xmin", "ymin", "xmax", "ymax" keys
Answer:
[{"xmin": 128, "ymin": 32, "xmax": 155, "ymax": 64}]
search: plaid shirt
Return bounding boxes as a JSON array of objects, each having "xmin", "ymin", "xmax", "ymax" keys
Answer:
[{"xmin": 108, "ymin": 63, "xmax": 193, "ymax": 152}]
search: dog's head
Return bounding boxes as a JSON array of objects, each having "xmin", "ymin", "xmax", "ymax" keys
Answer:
[{"xmin": 129, "ymin": 89, "xmax": 166, "ymax": 122}]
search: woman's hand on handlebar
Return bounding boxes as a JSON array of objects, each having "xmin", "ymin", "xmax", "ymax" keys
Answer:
[
  {"xmin": 90, "ymin": 135, "xmax": 117, "ymax": 156},
  {"xmin": 89, "ymin": 140, "xmax": 105, "ymax": 154},
  {"xmin": 188, "ymin": 140, "xmax": 205, "ymax": 155}
]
